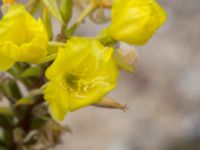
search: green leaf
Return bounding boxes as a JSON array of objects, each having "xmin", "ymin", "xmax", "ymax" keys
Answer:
[
  {"xmin": 0, "ymin": 79, "xmax": 22, "ymax": 102},
  {"xmin": 0, "ymin": 107, "xmax": 13, "ymax": 116},
  {"xmin": 0, "ymin": 107, "xmax": 14, "ymax": 130},
  {"xmin": 42, "ymin": 0, "xmax": 64, "ymax": 23},
  {"xmin": 19, "ymin": 67, "xmax": 42, "ymax": 78},
  {"xmin": 30, "ymin": 115, "xmax": 49, "ymax": 129},
  {"xmin": 8, "ymin": 63, "xmax": 30, "ymax": 77},
  {"xmin": 15, "ymin": 98, "xmax": 34, "ymax": 106}
]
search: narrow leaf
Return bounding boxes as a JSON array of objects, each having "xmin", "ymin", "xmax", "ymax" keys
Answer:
[
  {"xmin": 0, "ymin": 79, "xmax": 22, "ymax": 102},
  {"xmin": 0, "ymin": 107, "xmax": 13, "ymax": 116},
  {"xmin": 15, "ymin": 98, "xmax": 34, "ymax": 106},
  {"xmin": 19, "ymin": 67, "xmax": 42, "ymax": 78}
]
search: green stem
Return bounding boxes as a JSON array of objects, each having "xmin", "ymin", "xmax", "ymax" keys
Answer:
[
  {"xmin": 68, "ymin": 1, "xmax": 98, "ymax": 35},
  {"xmin": 48, "ymin": 41, "xmax": 66, "ymax": 47},
  {"xmin": 61, "ymin": 23, "xmax": 67, "ymax": 35},
  {"xmin": 77, "ymin": 2, "xmax": 98, "ymax": 25},
  {"xmin": 32, "ymin": 53, "xmax": 57, "ymax": 64}
]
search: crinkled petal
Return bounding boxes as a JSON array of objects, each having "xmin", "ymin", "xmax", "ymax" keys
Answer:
[
  {"xmin": 69, "ymin": 59, "xmax": 118, "ymax": 111},
  {"xmin": 0, "ymin": 53, "xmax": 15, "ymax": 71},
  {"xmin": 44, "ymin": 77, "xmax": 69, "ymax": 121},
  {"xmin": 46, "ymin": 37, "xmax": 91, "ymax": 79},
  {"xmin": 0, "ymin": 4, "xmax": 48, "ymax": 67}
]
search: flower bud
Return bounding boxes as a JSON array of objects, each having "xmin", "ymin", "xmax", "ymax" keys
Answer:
[
  {"xmin": 60, "ymin": 0, "xmax": 73, "ymax": 23},
  {"xmin": 108, "ymin": 0, "xmax": 167, "ymax": 45}
]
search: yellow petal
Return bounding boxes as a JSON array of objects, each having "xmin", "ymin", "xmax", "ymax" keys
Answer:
[
  {"xmin": 0, "ymin": 53, "xmax": 15, "ymax": 71},
  {"xmin": 46, "ymin": 37, "xmax": 91, "ymax": 79},
  {"xmin": 44, "ymin": 77, "xmax": 69, "ymax": 121},
  {"xmin": 0, "ymin": 4, "xmax": 48, "ymax": 70},
  {"xmin": 69, "ymin": 59, "xmax": 118, "ymax": 111}
]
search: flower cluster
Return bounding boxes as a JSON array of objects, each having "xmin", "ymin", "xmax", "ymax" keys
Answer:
[{"xmin": 0, "ymin": 0, "xmax": 166, "ymax": 121}]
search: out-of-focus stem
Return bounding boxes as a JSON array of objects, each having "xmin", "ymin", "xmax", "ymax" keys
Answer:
[
  {"xmin": 32, "ymin": 53, "xmax": 57, "ymax": 64},
  {"xmin": 67, "ymin": 1, "xmax": 98, "ymax": 35},
  {"xmin": 48, "ymin": 41, "xmax": 66, "ymax": 47},
  {"xmin": 76, "ymin": 1, "xmax": 98, "ymax": 26},
  {"xmin": 42, "ymin": 6, "xmax": 53, "ymax": 40}
]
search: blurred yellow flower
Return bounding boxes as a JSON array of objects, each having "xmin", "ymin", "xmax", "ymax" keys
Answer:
[
  {"xmin": 0, "ymin": 4, "xmax": 48, "ymax": 71},
  {"xmin": 3, "ymin": 0, "xmax": 15, "ymax": 4},
  {"xmin": 44, "ymin": 37, "xmax": 118, "ymax": 120},
  {"xmin": 108, "ymin": 0, "xmax": 167, "ymax": 45}
]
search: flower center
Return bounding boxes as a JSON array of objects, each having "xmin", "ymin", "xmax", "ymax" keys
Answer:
[{"xmin": 66, "ymin": 74, "xmax": 80, "ymax": 91}]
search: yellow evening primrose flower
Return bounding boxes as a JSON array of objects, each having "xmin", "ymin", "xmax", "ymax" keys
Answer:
[
  {"xmin": 108, "ymin": 0, "xmax": 167, "ymax": 45},
  {"xmin": 0, "ymin": 4, "xmax": 48, "ymax": 71},
  {"xmin": 44, "ymin": 37, "xmax": 119, "ymax": 120}
]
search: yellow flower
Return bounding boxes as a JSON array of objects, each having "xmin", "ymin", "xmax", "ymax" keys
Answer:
[
  {"xmin": 0, "ymin": 4, "xmax": 48, "ymax": 71},
  {"xmin": 108, "ymin": 0, "xmax": 167, "ymax": 45},
  {"xmin": 44, "ymin": 37, "xmax": 118, "ymax": 120},
  {"xmin": 3, "ymin": 0, "xmax": 15, "ymax": 4}
]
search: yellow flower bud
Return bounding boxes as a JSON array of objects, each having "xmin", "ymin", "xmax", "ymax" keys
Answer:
[
  {"xmin": 108, "ymin": 0, "xmax": 167, "ymax": 45},
  {"xmin": 0, "ymin": 4, "xmax": 48, "ymax": 71},
  {"xmin": 44, "ymin": 37, "xmax": 119, "ymax": 120}
]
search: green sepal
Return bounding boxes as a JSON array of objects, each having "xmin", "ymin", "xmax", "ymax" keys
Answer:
[
  {"xmin": 41, "ymin": 5, "xmax": 53, "ymax": 40},
  {"xmin": 97, "ymin": 29, "xmax": 116, "ymax": 46},
  {"xmin": 42, "ymin": 0, "xmax": 64, "ymax": 23}
]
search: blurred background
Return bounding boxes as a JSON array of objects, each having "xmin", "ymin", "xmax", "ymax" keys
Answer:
[
  {"xmin": 55, "ymin": 0, "xmax": 200, "ymax": 150},
  {"xmin": 1, "ymin": 0, "xmax": 200, "ymax": 150}
]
